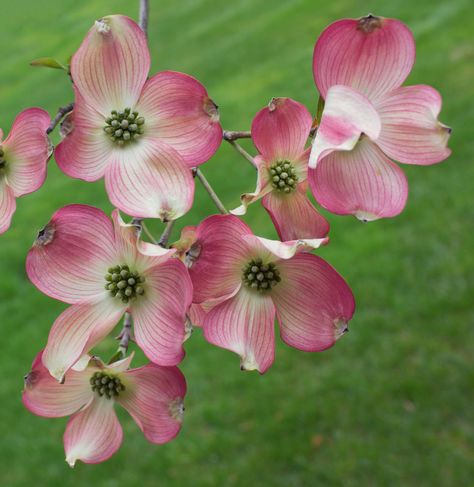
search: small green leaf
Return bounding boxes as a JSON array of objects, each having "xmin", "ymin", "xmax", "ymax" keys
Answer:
[
  {"xmin": 107, "ymin": 349, "xmax": 125, "ymax": 365},
  {"xmin": 316, "ymin": 95, "xmax": 325, "ymax": 124},
  {"xmin": 30, "ymin": 57, "xmax": 67, "ymax": 70}
]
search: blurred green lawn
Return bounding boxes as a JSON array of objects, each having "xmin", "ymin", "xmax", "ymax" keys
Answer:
[{"xmin": 0, "ymin": 0, "xmax": 473, "ymax": 485}]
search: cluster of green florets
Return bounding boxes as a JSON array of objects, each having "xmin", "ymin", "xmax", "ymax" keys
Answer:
[
  {"xmin": 105, "ymin": 264, "xmax": 145, "ymax": 303},
  {"xmin": 242, "ymin": 258, "xmax": 281, "ymax": 291},
  {"xmin": 90, "ymin": 371, "xmax": 125, "ymax": 399},
  {"xmin": 103, "ymin": 108, "xmax": 145, "ymax": 145},
  {"xmin": 0, "ymin": 146, "xmax": 6, "ymax": 172},
  {"xmin": 269, "ymin": 160, "xmax": 298, "ymax": 193}
]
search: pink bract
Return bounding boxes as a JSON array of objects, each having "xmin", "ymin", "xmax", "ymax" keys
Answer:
[
  {"xmin": 55, "ymin": 15, "xmax": 222, "ymax": 221},
  {"xmin": 232, "ymin": 98, "xmax": 329, "ymax": 241},
  {"xmin": 26, "ymin": 204, "xmax": 193, "ymax": 381},
  {"xmin": 186, "ymin": 214, "xmax": 355, "ymax": 373},
  {"xmin": 23, "ymin": 351, "xmax": 186, "ymax": 466},
  {"xmin": 0, "ymin": 108, "xmax": 51, "ymax": 234},
  {"xmin": 309, "ymin": 15, "xmax": 451, "ymax": 221}
]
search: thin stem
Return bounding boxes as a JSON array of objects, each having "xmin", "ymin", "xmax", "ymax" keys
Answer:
[
  {"xmin": 223, "ymin": 130, "xmax": 251, "ymax": 141},
  {"xmin": 227, "ymin": 140, "xmax": 256, "ymax": 168},
  {"xmin": 141, "ymin": 221, "xmax": 158, "ymax": 244},
  {"xmin": 118, "ymin": 312, "xmax": 133, "ymax": 357},
  {"xmin": 158, "ymin": 220, "xmax": 175, "ymax": 247},
  {"xmin": 47, "ymin": 103, "xmax": 74, "ymax": 134},
  {"xmin": 194, "ymin": 168, "xmax": 228, "ymax": 214},
  {"xmin": 139, "ymin": 0, "xmax": 149, "ymax": 35}
]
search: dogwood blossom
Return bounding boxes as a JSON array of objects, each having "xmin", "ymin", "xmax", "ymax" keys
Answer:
[
  {"xmin": 55, "ymin": 15, "xmax": 222, "ymax": 221},
  {"xmin": 309, "ymin": 15, "xmax": 451, "ymax": 221},
  {"xmin": 23, "ymin": 351, "xmax": 186, "ymax": 466},
  {"xmin": 26, "ymin": 205, "xmax": 192, "ymax": 380},
  {"xmin": 184, "ymin": 215, "xmax": 355, "ymax": 373},
  {"xmin": 232, "ymin": 98, "xmax": 329, "ymax": 240},
  {"xmin": 0, "ymin": 108, "xmax": 50, "ymax": 233}
]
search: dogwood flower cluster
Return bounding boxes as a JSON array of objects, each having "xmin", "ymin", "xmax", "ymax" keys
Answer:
[{"xmin": 5, "ymin": 12, "xmax": 450, "ymax": 466}]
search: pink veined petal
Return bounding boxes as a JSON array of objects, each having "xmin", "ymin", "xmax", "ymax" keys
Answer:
[
  {"xmin": 231, "ymin": 155, "xmax": 272, "ymax": 216},
  {"xmin": 242, "ymin": 234, "xmax": 329, "ymax": 261},
  {"xmin": 71, "ymin": 15, "xmax": 150, "ymax": 115},
  {"xmin": 309, "ymin": 137, "xmax": 408, "ymax": 221},
  {"xmin": 43, "ymin": 298, "xmax": 126, "ymax": 381},
  {"xmin": 118, "ymin": 364, "xmax": 186, "ymax": 444},
  {"xmin": 313, "ymin": 16, "xmax": 415, "ymax": 102},
  {"xmin": 26, "ymin": 204, "xmax": 117, "ymax": 304},
  {"xmin": 309, "ymin": 85, "xmax": 381, "ymax": 168},
  {"xmin": 110, "ymin": 209, "xmax": 176, "ymax": 273},
  {"xmin": 375, "ymin": 85, "xmax": 452, "ymax": 165},
  {"xmin": 187, "ymin": 303, "xmax": 206, "ymax": 328},
  {"xmin": 55, "ymin": 89, "xmax": 113, "ymax": 182},
  {"xmin": 2, "ymin": 108, "xmax": 50, "ymax": 196},
  {"xmin": 22, "ymin": 350, "xmax": 93, "ymax": 418},
  {"xmin": 188, "ymin": 214, "xmax": 253, "ymax": 303},
  {"xmin": 203, "ymin": 287, "xmax": 276, "ymax": 373},
  {"xmin": 132, "ymin": 258, "xmax": 193, "ymax": 366},
  {"xmin": 136, "ymin": 71, "xmax": 222, "ymax": 167},
  {"xmin": 0, "ymin": 179, "xmax": 15, "ymax": 235},
  {"xmin": 251, "ymin": 97, "xmax": 313, "ymax": 162},
  {"xmin": 262, "ymin": 184, "xmax": 330, "ymax": 241},
  {"xmin": 105, "ymin": 139, "xmax": 194, "ymax": 221},
  {"xmin": 64, "ymin": 397, "xmax": 122, "ymax": 467},
  {"xmin": 106, "ymin": 353, "xmax": 135, "ymax": 373},
  {"xmin": 273, "ymin": 253, "xmax": 355, "ymax": 351}
]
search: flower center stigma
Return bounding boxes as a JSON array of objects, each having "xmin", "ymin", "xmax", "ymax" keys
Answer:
[
  {"xmin": 105, "ymin": 264, "xmax": 145, "ymax": 303},
  {"xmin": 269, "ymin": 160, "xmax": 298, "ymax": 193},
  {"xmin": 242, "ymin": 258, "xmax": 281, "ymax": 291},
  {"xmin": 103, "ymin": 108, "xmax": 145, "ymax": 146},
  {"xmin": 90, "ymin": 371, "xmax": 125, "ymax": 399},
  {"xmin": 0, "ymin": 146, "xmax": 7, "ymax": 176}
]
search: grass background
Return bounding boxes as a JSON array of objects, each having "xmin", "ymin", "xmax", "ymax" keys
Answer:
[{"xmin": 0, "ymin": 0, "xmax": 473, "ymax": 485}]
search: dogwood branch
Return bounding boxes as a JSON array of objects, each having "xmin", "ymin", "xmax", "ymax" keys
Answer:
[
  {"xmin": 117, "ymin": 312, "xmax": 133, "ymax": 356},
  {"xmin": 223, "ymin": 130, "xmax": 251, "ymax": 141},
  {"xmin": 227, "ymin": 140, "xmax": 256, "ymax": 167},
  {"xmin": 159, "ymin": 220, "xmax": 175, "ymax": 247},
  {"xmin": 47, "ymin": 103, "xmax": 74, "ymax": 134},
  {"xmin": 194, "ymin": 168, "xmax": 228, "ymax": 214},
  {"xmin": 139, "ymin": 0, "xmax": 149, "ymax": 35}
]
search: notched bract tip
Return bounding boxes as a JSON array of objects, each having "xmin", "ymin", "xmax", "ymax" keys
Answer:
[
  {"xmin": 34, "ymin": 222, "xmax": 55, "ymax": 246},
  {"xmin": 203, "ymin": 97, "xmax": 219, "ymax": 122},
  {"xmin": 95, "ymin": 18, "xmax": 112, "ymax": 35},
  {"xmin": 357, "ymin": 14, "xmax": 383, "ymax": 33}
]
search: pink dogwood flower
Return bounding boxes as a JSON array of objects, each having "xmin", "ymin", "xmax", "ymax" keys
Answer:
[
  {"xmin": 0, "ymin": 108, "xmax": 51, "ymax": 234},
  {"xmin": 23, "ymin": 351, "xmax": 186, "ymax": 466},
  {"xmin": 232, "ymin": 98, "xmax": 329, "ymax": 240},
  {"xmin": 308, "ymin": 15, "xmax": 451, "ymax": 221},
  {"xmin": 26, "ymin": 204, "xmax": 192, "ymax": 381},
  {"xmin": 55, "ymin": 15, "xmax": 222, "ymax": 221},
  {"xmin": 186, "ymin": 214, "xmax": 355, "ymax": 373}
]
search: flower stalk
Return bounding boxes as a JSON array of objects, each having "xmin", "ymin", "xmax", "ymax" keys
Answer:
[{"xmin": 194, "ymin": 168, "xmax": 228, "ymax": 214}]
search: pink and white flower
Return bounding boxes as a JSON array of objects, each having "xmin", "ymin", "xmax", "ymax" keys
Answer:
[
  {"xmin": 186, "ymin": 214, "xmax": 355, "ymax": 373},
  {"xmin": 26, "ymin": 204, "xmax": 193, "ymax": 381},
  {"xmin": 23, "ymin": 351, "xmax": 186, "ymax": 466},
  {"xmin": 309, "ymin": 15, "xmax": 451, "ymax": 221},
  {"xmin": 55, "ymin": 15, "xmax": 222, "ymax": 221},
  {"xmin": 0, "ymin": 108, "xmax": 51, "ymax": 234},
  {"xmin": 232, "ymin": 98, "xmax": 329, "ymax": 240}
]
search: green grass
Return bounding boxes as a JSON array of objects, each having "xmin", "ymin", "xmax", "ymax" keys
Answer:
[{"xmin": 1, "ymin": 0, "xmax": 473, "ymax": 485}]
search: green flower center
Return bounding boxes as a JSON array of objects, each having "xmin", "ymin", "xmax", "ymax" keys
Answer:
[
  {"xmin": 105, "ymin": 264, "xmax": 145, "ymax": 303},
  {"xmin": 242, "ymin": 258, "xmax": 281, "ymax": 291},
  {"xmin": 269, "ymin": 160, "xmax": 298, "ymax": 193},
  {"xmin": 0, "ymin": 146, "xmax": 7, "ymax": 175},
  {"xmin": 103, "ymin": 108, "xmax": 145, "ymax": 146},
  {"xmin": 90, "ymin": 371, "xmax": 125, "ymax": 399}
]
